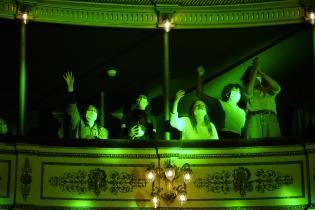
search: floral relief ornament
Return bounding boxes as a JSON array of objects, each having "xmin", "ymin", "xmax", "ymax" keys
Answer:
[
  {"xmin": 194, "ymin": 166, "xmax": 293, "ymax": 197},
  {"xmin": 20, "ymin": 158, "xmax": 32, "ymax": 201},
  {"xmin": 49, "ymin": 168, "xmax": 146, "ymax": 196}
]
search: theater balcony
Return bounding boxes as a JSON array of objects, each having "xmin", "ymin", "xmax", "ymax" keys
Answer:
[{"xmin": 0, "ymin": 0, "xmax": 314, "ymax": 209}]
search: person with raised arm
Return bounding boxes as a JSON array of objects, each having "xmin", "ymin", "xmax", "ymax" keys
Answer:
[
  {"xmin": 170, "ymin": 90, "xmax": 218, "ymax": 140},
  {"xmin": 63, "ymin": 71, "xmax": 108, "ymax": 140},
  {"xmin": 241, "ymin": 57, "xmax": 281, "ymax": 139},
  {"xmin": 196, "ymin": 66, "xmax": 245, "ymax": 139}
]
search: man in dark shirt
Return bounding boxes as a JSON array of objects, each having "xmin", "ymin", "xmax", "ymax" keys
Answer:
[{"xmin": 120, "ymin": 94, "xmax": 156, "ymax": 140}]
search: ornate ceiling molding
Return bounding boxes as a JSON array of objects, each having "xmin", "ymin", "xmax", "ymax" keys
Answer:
[
  {"xmin": 173, "ymin": 2, "xmax": 305, "ymax": 28},
  {"xmin": 0, "ymin": 0, "xmax": 307, "ymax": 28}
]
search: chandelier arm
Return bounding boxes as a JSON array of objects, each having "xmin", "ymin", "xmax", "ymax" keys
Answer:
[{"xmin": 155, "ymin": 146, "xmax": 161, "ymax": 198}]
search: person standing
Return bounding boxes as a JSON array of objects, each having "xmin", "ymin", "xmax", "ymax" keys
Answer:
[
  {"xmin": 196, "ymin": 66, "xmax": 246, "ymax": 139},
  {"xmin": 241, "ymin": 57, "xmax": 281, "ymax": 139},
  {"xmin": 120, "ymin": 94, "xmax": 156, "ymax": 140},
  {"xmin": 63, "ymin": 71, "xmax": 108, "ymax": 140},
  {"xmin": 170, "ymin": 90, "xmax": 218, "ymax": 140}
]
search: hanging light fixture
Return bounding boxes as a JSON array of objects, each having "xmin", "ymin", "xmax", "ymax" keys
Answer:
[
  {"xmin": 146, "ymin": 160, "xmax": 192, "ymax": 208},
  {"xmin": 158, "ymin": 16, "xmax": 174, "ymax": 32},
  {"xmin": 155, "ymin": 4, "xmax": 177, "ymax": 32},
  {"xmin": 305, "ymin": 8, "xmax": 315, "ymax": 25},
  {"xmin": 163, "ymin": 19, "xmax": 172, "ymax": 32},
  {"xmin": 15, "ymin": 3, "xmax": 33, "ymax": 24}
]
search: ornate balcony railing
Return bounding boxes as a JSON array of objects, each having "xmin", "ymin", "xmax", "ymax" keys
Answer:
[{"xmin": 0, "ymin": 137, "xmax": 315, "ymax": 209}]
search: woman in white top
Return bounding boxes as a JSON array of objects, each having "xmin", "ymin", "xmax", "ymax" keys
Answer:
[
  {"xmin": 170, "ymin": 90, "xmax": 219, "ymax": 140},
  {"xmin": 196, "ymin": 66, "xmax": 246, "ymax": 139}
]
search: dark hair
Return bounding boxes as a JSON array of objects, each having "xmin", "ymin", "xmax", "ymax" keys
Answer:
[
  {"xmin": 134, "ymin": 92, "xmax": 149, "ymax": 101},
  {"xmin": 221, "ymin": 84, "xmax": 242, "ymax": 102},
  {"xmin": 188, "ymin": 100, "xmax": 213, "ymax": 135},
  {"xmin": 83, "ymin": 104, "xmax": 98, "ymax": 113},
  {"xmin": 134, "ymin": 93, "xmax": 151, "ymax": 112},
  {"xmin": 241, "ymin": 65, "xmax": 255, "ymax": 86}
]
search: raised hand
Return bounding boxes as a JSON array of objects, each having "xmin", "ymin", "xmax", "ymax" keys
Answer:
[
  {"xmin": 197, "ymin": 66, "xmax": 206, "ymax": 76},
  {"xmin": 63, "ymin": 71, "xmax": 74, "ymax": 92},
  {"xmin": 129, "ymin": 124, "xmax": 140, "ymax": 139},
  {"xmin": 175, "ymin": 90, "xmax": 185, "ymax": 101}
]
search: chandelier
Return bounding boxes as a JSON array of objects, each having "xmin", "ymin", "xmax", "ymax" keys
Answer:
[{"xmin": 146, "ymin": 160, "xmax": 192, "ymax": 208}]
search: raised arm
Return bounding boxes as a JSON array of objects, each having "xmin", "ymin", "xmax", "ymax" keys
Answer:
[
  {"xmin": 196, "ymin": 66, "xmax": 220, "ymax": 110},
  {"xmin": 258, "ymin": 69, "xmax": 281, "ymax": 93},
  {"xmin": 196, "ymin": 66, "xmax": 206, "ymax": 98},
  {"xmin": 210, "ymin": 123, "xmax": 219, "ymax": 139},
  {"xmin": 63, "ymin": 71, "xmax": 80, "ymax": 128},
  {"xmin": 170, "ymin": 90, "xmax": 185, "ymax": 131},
  {"xmin": 63, "ymin": 71, "xmax": 74, "ymax": 93},
  {"xmin": 172, "ymin": 90, "xmax": 184, "ymax": 115},
  {"xmin": 245, "ymin": 57, "xmax": 259, "ymax": 95}
]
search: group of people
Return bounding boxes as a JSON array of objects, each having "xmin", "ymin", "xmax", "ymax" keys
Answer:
[
  {"xmin": 62, "ymin": 57, "xmax": 281, "ymax": 141},
  {"xmin": 171, "ymin": 57, "xmax": 281, "ymax": 140},
  {"xmin": 63, "ymin": 72, "xmax": 156, "ymax": 140}
]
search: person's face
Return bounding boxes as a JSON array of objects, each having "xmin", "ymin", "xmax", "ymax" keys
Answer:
[
  {"xmin": 229, "ymin": 88, "xmax": 241, "ymax": 103},
  {"xmin": 85, "ymin": 105, "xmax": 98, "ymax": 123},
  {"xmin": 0, "ymin": 118, "xmax": 8, "ymax": 134},
  {"xmin": 136, "ymin": 95, "xmax": 149, "ymax": 109},
  {"xmin": 193, "ymin": 101, "xmax": 207, "ymax": 118},
  {"xmin": 194, "ymin": 101, "xmax": 206, "ymax": 110}
]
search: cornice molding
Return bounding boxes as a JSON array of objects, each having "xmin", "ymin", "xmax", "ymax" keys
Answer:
[
  {"xmin": 0, "ymin": 0, "xmax": 16, "ymax": 19},
  {"xmin": 0, "ymin": 0, "xmax": 307, "ymax": 28},
  {"xmin": 174, "ymin": 2, "xmax": 305, "ymax": 28}
]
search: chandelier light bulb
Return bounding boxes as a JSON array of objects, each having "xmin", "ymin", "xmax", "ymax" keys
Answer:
[
  {"xmin": 22, "ymin": 12, "xmax": 28, "ymax": 24},
  {"xmin": 310, "ymin": 12, "xmax": 315, "ymax": 24},
  {"xmin": 151, "ymin": 194, "xmax": 160, "ymax": 208},
  {"xmin": 183, "ymin": 172, "xmax": 191, "ymax": 183},
  {"xmin": 165, "ymin": 167, "xmax": 175, "ymax": 181},
  {"xmin": 146, "ymin": 170, "xmax": 155, "ymax": 183},
  {"xmin": 178, "ymin": 192, "xmax": 187, "ymax": 205},
  {"xmin": 306, "ymin": 11, "xmax": 315, "ymax": 25},
  {"xmin": 164, "ymin": 19, "xmax": 171, "ymax": 32}
]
